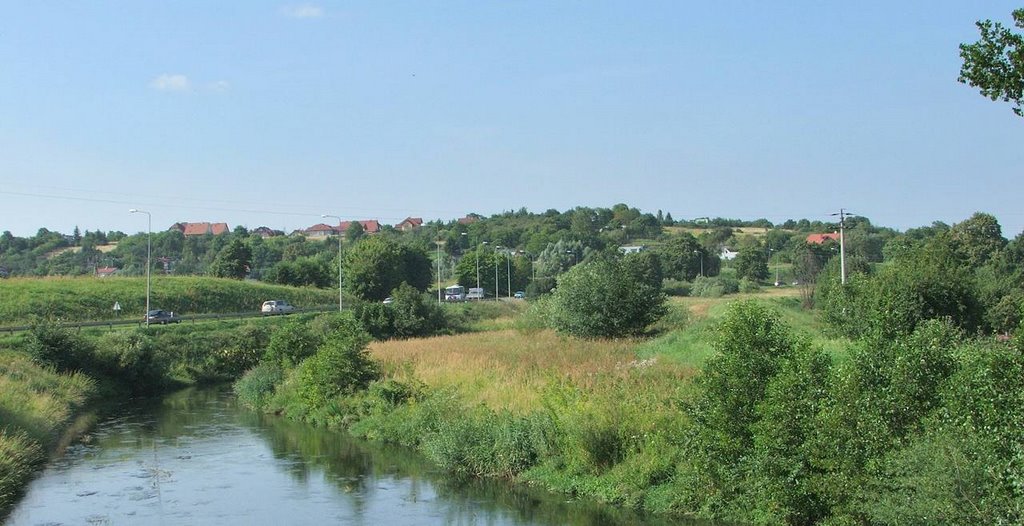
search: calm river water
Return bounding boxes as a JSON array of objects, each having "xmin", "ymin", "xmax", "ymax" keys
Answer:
[{"xmin": 7, "ymin": 387, "xmax": 705, "ymax": 525}]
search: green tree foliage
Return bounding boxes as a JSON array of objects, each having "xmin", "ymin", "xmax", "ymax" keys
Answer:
[
  {"xmin": 745, "ymin": 344, "xmax": 831, "ymax": 525},
  {"xmin": 657, "ymin": 233, "xmax": 717, "ymax": 281},
  {"xmin": 343, "ymin": 236, "xmax": 431, "ymax": 301},
  {"xmin": 734, "ymin": 244, "xmax": 769, "ymax": 281},
  {"xmin": 263, "ymin": 317, "xmax": 323, "ymax": 368},
  {"xmin": 209, "ymin": 238, "xmax": 252, "ymax": 279},
  {"xmin": 264, "ymin": 255, "xmax": 333, "ymax": 288},
  {"xmin": 548, "ymin": 256, "xmax": 666, "ymax": 338},
  {"xmin": 353, "ymin": 283, "xmax": 448, "ymax": 340},
  {"xmin": 679, "ymin": 302, "xmax": 805, "ymax": 517},
  {"xmin": 814, "ymin": 320, "xmax": 963, "ymax": 522},
  {"xmin": 345, "ymin": 222, "xmax": 365, "ymax": 242},
  {"xmin": 947, "ymin": 212, "xmax": 1006, "ymax": 267},
  {"xmin": 819, "ymin": 239, "xmax": 981, "ymax": 339},
  {"xmin": 959, "ymin": 8, "xmax": 1024, "ymax": 117}
]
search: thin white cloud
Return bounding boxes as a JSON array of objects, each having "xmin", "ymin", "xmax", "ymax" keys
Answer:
[
  {"xmin": 282, "ymin": 4, "xmax": 324, "ymax": 18},
  {"xmin": 208, "ymin": 80, "xmax": 230, "ymax": 93},
  {"xmin": 150, "ymin": 74, "xmax": 191, "ymax": 92}
]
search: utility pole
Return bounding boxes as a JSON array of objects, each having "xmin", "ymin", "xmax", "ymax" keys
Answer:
[{"xmin": 831, "ymin": 208, "xmax": 851, "ymax": 285}]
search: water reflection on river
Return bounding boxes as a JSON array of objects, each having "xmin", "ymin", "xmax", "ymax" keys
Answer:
[{"xmin": 8, "ymin": 387, "xmax": 705, "ymax": 525}]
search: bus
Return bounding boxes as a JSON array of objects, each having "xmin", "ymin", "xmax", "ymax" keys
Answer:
[{"xmin": 444, "ymin": 285, "xmax": 466, "ymax": 302}]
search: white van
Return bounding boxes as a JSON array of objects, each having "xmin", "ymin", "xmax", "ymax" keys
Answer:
[{"xmin": 466, "ymin": 287, "xmax": 485, "ymax": 300}]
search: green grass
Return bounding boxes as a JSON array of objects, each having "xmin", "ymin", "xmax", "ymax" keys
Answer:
[
  {"xmin": 0, "ymin": 276, "xmax": 337, "ymax": 326},
  {"xmin": 0, "ymin": 350, "xmax": 96, "ymax": 514},
  {"xmin": 637, "ymin": 289, "xmax": 852, "ymax": 368}
]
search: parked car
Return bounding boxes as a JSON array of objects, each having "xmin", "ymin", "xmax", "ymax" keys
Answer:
[
  {"xmin": 514, "ymin": 291, "xmax": 526, "ymax": 299},
  {"xmin": 261, "ymin": 300, "xmax": 296, "ymax": 315},
  {"xmin": 145, "ymin": 309, "xmax": 181, "ymax": 324}
]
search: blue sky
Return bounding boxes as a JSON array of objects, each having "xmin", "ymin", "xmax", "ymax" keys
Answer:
[{"xmin": 2, "ymin": 2, "xmax": 1022, "ymax": 238}]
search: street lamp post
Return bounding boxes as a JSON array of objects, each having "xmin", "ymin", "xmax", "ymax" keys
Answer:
[
  {"xmin": 506, "ymin": 251, "xmax": 512, "ymax": 298},
  {"xmin": 478, "ymin": 241, "xmax": 488, "ymax": 290},
  {"xmin": 128, "ymin": 209, "xmax": 151, "ymax": 326},
  {"xmin": 321, "ymin": 214, "xmax": 343, "ymax": 311},
  {"xmin": 831, "ymin": 209, "xmax": 852, "ymax": 285},
  {"xmin": 694, "ymin": 249, "xmax": 703, "ymax": 277},
  {"xmin": 494, "ymin": 246, "xmax": 501, "ymax": 300}
]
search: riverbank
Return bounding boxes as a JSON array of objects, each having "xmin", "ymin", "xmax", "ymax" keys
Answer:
[{"xmin": 0, "ymin": 349, "xmax": 96, "ymax": 513}]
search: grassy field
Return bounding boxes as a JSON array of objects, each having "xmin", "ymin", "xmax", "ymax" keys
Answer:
[
  {"xmin": 369, "ymin": 287, "xmax": 846, "ymax": 415},
  {"xmin": 0, "ymin": 276, "xmax": 337, "ymax": 326}
]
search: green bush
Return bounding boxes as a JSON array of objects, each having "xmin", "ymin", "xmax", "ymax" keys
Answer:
[
  {"xmin": 264, "ymin": 316, "xmax": 322, "ymax": 368},
  {"xmin": 690, "ymin": 275, "xmax": 739, "ymax": 298},
  {"xmin": 233, "ymin": 362, "xmax": 283, "ymax": 411},
  {"xmin": 662, "ymin": 278, "xmax": 691, "ymax": 297},
  {"xmin": 93, "ymin": 330, "xmax": 169, "ymax": 394},
  {"xmin": 294, "ymin": 315, "xmax": 377, "ymax": 410},
  {"xmin": 25, "ymin": 321, "xmax": 94, "ymax": 373},
  {"xmin": 351, "ymin": 284, "xmax": 448, "ymax": 340},
  {"xmin": 549, "ymin": 257, "xmax": 666, "ymax": 338}
]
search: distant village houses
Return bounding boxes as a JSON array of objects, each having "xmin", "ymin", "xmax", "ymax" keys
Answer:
[
  {"xmin": 169, "ymin": 222, "xmax": 230, "ymax": 237},
  {"xmin": 301, "ymin": 220, "xmax": 381, "ymax": 238}
]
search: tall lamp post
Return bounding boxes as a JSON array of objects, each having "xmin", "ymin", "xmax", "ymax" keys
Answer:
[
  {"xmin": 506, "ymin": 251, "xmax": 512, "ymax": 298},
  {"xmin": 321, "ymin": 214, "xmax": 344, "ymax": 311},
  {"xmin": 694, "ymin": 249, "xmax": 704, "ymax": 277},
  {"xmin": 129, "ymin": 209, "xmax": 151, "ymax": 326}
]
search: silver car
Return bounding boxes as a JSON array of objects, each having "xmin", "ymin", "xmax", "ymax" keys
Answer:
[{"xmin": 261, "ymin": 300, "xmax": 295, "ymax": 315}]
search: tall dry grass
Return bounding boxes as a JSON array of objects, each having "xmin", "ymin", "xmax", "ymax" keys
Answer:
[{"xmin": 369, "ymin": 329, "xmax": 697, "ymax": 413}]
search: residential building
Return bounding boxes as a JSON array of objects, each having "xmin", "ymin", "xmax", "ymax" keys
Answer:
[
  {"xmin": 396, "ymin": 217, "xmax": 423, "ymax": 231},
  {"xmin": 806, "ymin": 233, "xmax": 841, "ymax": 244},
  {"xmin": 170, "ymin": 222, "xmax": 230, "ymax": 237}
]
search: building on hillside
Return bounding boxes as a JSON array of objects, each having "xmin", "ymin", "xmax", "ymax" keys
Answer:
[
  {"xmin": 339, "ymin": 220, "xmax": 381, "ymax": 234},
  {"xmin": 252, "ymin": 226, "xmax": 281, "ymax": 238},
  {"xmin": 170, "ymin": 222, "xmax": 230, "ymax": 236},
  {"xmin": 303, "ymin": 220, "xmax": 381, "ymax": 238},
  {"xmin": 303, "ymin": 223, "xmax": 338, "ymax": 239},
  {"xmin": 619, "ymin": 245, "xmax": 646, "ymax": 254},
  {"xmin": 396, "ymin": 217, "xmax": 423, "ymax": 231},
  {"xmin": 720, "ymin": 247, "xmax": 738, "ymax": 260},
  {"xmin": 806, "ymin": 233, "xmax": 841, "ymax": 244},
  {"xmin": 458, "ymin": 214, "xmax": 481, "ymax": 225},
  {"xmin": 95, "ymin": 266, "xmax": 118, "ymax": 278}
]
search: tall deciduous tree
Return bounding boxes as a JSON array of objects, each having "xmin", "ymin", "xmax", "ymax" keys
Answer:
[
  {"xmin": 209, "ymin": 238, "xmax": 251, "ymax": 279},
  {"xmin": 959, "ymin": 8, "xmax": 1024, "ymax": 117},
  {"xmin": 343, "ymin": 237, "xmax": 431, "ymax": 301}
]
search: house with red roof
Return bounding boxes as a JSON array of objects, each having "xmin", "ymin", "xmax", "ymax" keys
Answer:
[
  {"xmin": 170, "ymin": 222, "xmax": 230, "ymax": 237},
  {"xmin": 303, "ymin": 223, "xmax": 338, "ymax": 239},
  {"xmin": 339, "ymin": 220, "xmax": 381, "ymax": 234},
  {"xmin": 806, "ymin": 233, "xmax": 841, "ymax": 244},
  {"xmin": 396, "ymin": 217, "xmax": 423, "ymax": 232}
]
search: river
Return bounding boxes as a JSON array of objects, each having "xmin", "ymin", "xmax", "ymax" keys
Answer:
[{"xmin": 6, "ymin": 387, "xmax": 702, "ymax": 525}]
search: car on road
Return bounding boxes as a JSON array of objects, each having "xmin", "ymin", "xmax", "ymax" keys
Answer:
[
  {"xmin": 382, "ymin": 297, "xmax": 394, "ymax": 305},
  {"xmin": 261, "ymin": 300, "xmax": 296, "ymax": 315},
  {"xmin": 146, "ymin": 309, "xmax": 181, "ymax": 324},
  {"xmin": 514, "ymin": 291, "xmax": 526, "ymax": 299}
]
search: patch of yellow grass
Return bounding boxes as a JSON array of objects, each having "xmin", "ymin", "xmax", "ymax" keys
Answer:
[{"xmin": 370, "ymin": 329, "xmax": 654, "ymax": 413}]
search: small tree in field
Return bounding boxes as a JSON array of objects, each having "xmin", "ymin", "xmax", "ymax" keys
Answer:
[{"xmin": 549, "ymin": 256, "xmax": 665, "ymax": 338}]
